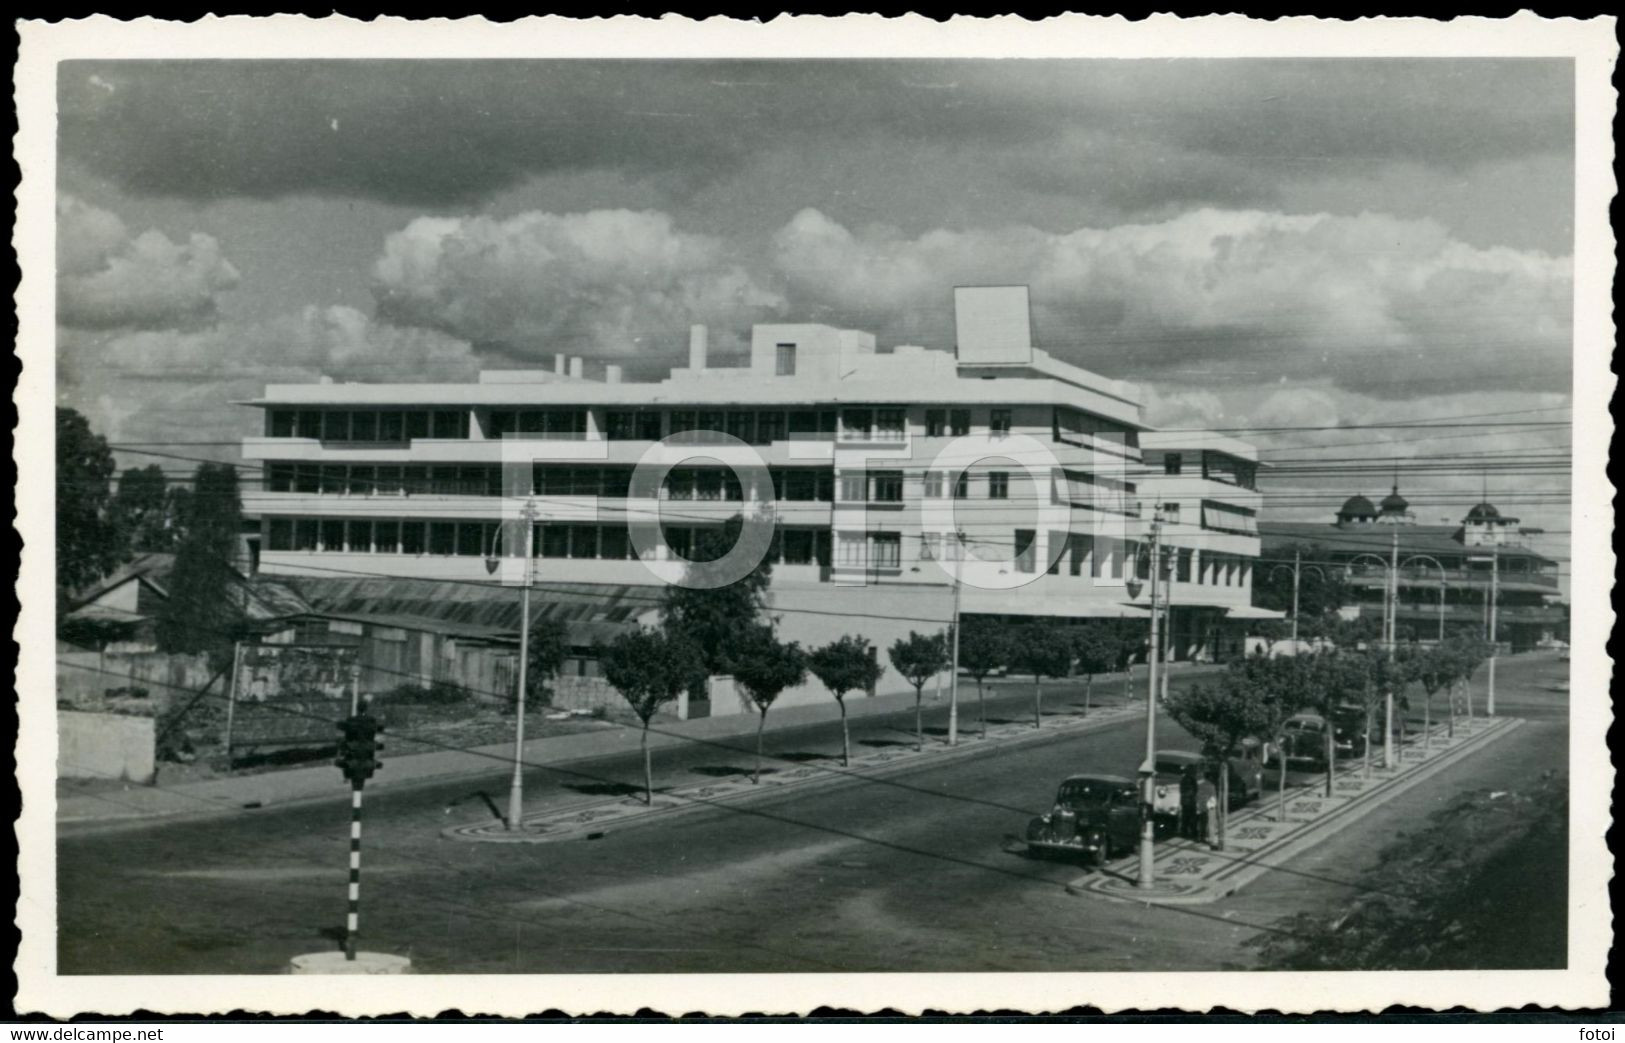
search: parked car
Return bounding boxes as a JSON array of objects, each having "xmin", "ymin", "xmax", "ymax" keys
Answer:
[
  {"xmin": 1153, "ymin": 748, "xmax": 1265, "ymax": 814},
  {"xmin": 1025, "ymin": 774, "xmax": 1141, "ymax": 867},
  {"xmin": 1272, "ymin": 712, "xmax": 1363, "ymax": 767}
]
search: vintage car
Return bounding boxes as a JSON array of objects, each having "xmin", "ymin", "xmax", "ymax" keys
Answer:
[
  {"xmin": 1151, "ymin": 748, "xmax": 1265, "ymax": 816},
  {"xmin": 1272, "ymin": 712, "xmax": 1364, "ymax": 767},
  {"xmin": 1025, "ymin": 774, "xmax": 1141, "ymax": 866}
]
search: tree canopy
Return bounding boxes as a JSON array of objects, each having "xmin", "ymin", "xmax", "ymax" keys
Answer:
[
  {"xmin": 56, "ymin": 407, "xmax": 123, "ymax": 603},
  {"xmin": 156, "ymin": 462, "xmax": 245, "ymax": 666},
  {"xmin": 660, "ymin": 513, "xmax": 774, "ymax": 678},
  {"xmin": 808, "ymin": 635, "xmax": 882, "ymax": 704},
  {"xmin": 525, "ymin": 615, "xmax": 573, "ymax": 706}
]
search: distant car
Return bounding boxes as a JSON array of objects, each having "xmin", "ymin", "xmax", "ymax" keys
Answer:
[
  {"xmin": 1272, "ymin": 713, "xmax": 1363, "ymax": 767},
  {"xmin": 1153, "ymin": 748, "xmax": 1265, "ymax": 814},
  {"xmin": 1025, "ymin": 774, "xmax": 1141, "ymax": 867}
]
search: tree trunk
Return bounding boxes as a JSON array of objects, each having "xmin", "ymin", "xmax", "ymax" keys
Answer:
[
  {"xmin": 1084, "ymin": 674, "xmax": 1092, "ymax": 715},
  {"xmin": 1363, "ymin": 707, "xmax": 1372, "ymax": 780},
  {"xmin": 1324, "ymin": 714, "xmax": 1335, "ymax": 798},
  {"xmin": 1217, "ymin": 764, "xmax": 1229, "ymax": 851},
  {"xmin": 754, "ymin": 709, "xmax": 767, "ymax": 784},
  {"xmin": 915, "ymin": 687, "xmax": 924, "ymax": 752},
  {"xmin": 1033, "ymin": 677, "xmax": 1042, "ymax": 729},
  {"xmin": 641, "ymin": 719, "xmax": 653, "ymax": 806},
  {"xmin": 1423, "ymin": 686, "xmax": 1432, "ymax": 749},
  {"xmin": 978, "ymin": 680, "xmax": 987, "ymax": 738},
  {"xmin": 1448, "ymin": 681, "xmax": 1456, "ymax": 738},
  {"xmin": 1277, "ymin": 734, "xmax": 1288, "ymax": 823},
  {"xmin": 839, "ymin": 698, "xmax": 850, "ymax": 767}
]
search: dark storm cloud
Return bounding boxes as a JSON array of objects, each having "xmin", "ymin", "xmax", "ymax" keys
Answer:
[{"xmin": 59, "ymin": 59, "xmax": 1572, "ymax": 210}]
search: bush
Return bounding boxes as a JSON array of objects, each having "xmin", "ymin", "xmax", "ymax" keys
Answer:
[{"xmin": 379, "ymin": 680, "xmax": 472, "ymax": 706}]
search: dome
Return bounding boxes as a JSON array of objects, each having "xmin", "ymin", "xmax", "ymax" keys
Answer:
[
  {"xmin": 1465, "ymin": 501, "xmax": 1501, "ymax": 523},
  {"xmin": 1380, "ymin": 488, "xmax": 1410, "ymax": 513},
  {"xmin": 1337, "ymin": 494, "xmax": 1377, "ymax": 519}
]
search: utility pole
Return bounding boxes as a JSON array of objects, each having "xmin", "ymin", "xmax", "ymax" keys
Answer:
[
  {"xmin": 1138, "ymin": 508, "xmax": 1164, "ymax": 891},
  {"xmin": 1384, "ymin": 528, "xmax": 1398, "ymax": 770},
  {"xmin": 507, "ymin": 501, "xmax": 538, "ymax": 831},
  {"xmin": 946, "ymin": 530, "xmax": 964, "ymax": 747},
  {"xmin": 1290, "ymin": 547, "xmax": 1302, "ymax": 645},
  {"xmin": 1486, "ymin": 548, "xmax": 1499, "ymax": 716}
]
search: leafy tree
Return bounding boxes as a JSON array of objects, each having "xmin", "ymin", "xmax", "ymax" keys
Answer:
[
  {"xmin": 1252, "ymin": 618, "xmax": 1291, "ymax": 654},
  {"xmin": 600, "ymin": 628, "xmax": 706, "ymax": 805},
  {"xmin": 113, "ymin": 463, "xmax": 177, "ymax": 552},
  {"xmin": 156, "ymin": 462, "xmax": 245, "ymax": 668},
  {"xmin": 1166, "ymin": 652, "xmax": 1304, "ymax": 849},
  {"xmin": 889, "ymin": 630, "xmax": 949, "ymax": 752},
  {"xmin": 808, "ymin": 635, "xmax": 883, "ymax": 766},
  {"xmin": 56, "ymin": 407, "xmax": 123, "ymax": 606},
  {"xmin": 1009, "ymin": 623, "xmax": 1073, "ymax": 729},
  {"xmin": 1416, "ymin": 642, "xmax": 1455, "ymax": 740},
  {"xmin": 730, "ymin": 626, "xmax": 807, "ymax": 784},
  {"xmin": 1070, "ymin": 621, "xmax": 1121, "ymax": 715},
  {"xmin": 661, "ymin": 513, "xmax": 774, "ymax": 684},
  {"xmin": 524, "ymin": 615, "xmax": 573, "ymax": 709},
  {"xmin": 1254, "ymin": 544, "xmax": 1354, "ymax": 627},
  {"xmin": 957, "ymin": 618, "xmax": 1010, "ymax": 738}
]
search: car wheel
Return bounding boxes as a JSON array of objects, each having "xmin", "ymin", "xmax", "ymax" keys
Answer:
[{"xmin": 1090, "ymin": 845, "xmax": 1108, "ymax": 869}]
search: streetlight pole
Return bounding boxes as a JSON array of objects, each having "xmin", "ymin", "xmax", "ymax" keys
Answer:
[
  {"xmin": 1138, "ymin": 508, "xmax": 1165, "ymax": 891},
  {"xmin": 507, "ymin": 502, "xmax": 538, "ymax": 831},
  {"xmin": 1268, "ymin": 550, "xmax": 1328, "ymax": 652},
  {"xmin": 1401, "ymin": 554, "xmax": 1447, "ymax": 749},
  {"xmin": 1347, "ymin": 548, "xmax": 1396, "ymax": 769},
  {"xmin": 1486, "ymin": 548, "xmax": 1499, "ymax": 716},
  {"xmin": 947, "ymin": 530, "xmax": 964, "ymax": 747}
]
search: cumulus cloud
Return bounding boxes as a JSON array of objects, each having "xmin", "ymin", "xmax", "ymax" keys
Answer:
[
  {"xmin": 371, "ymin": 209, "xmax": 784, "ymax": 356},
  {"xmin": 59, "ymin": 307, "xmax": 479, "ymax": 446},
  {"xmin": 57, "ymin": 194, "xmax": 241, "ymax": 330},
  {"xmin": 771, "ymin": 207, "xmax": 1572, "ymax": 399}
]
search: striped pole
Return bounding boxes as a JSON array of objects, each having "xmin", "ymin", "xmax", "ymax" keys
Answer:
[{"xmin": 346, "ymin": 781, "xmax": 363, "ymax": 961}]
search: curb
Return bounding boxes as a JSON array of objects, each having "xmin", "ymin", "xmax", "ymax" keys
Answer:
[
  {"xmin": 1068, "ymin": 715, "xmax": 1523, "ymax": 905},
  {"xmin": 444, "ymin": 701, "xmax": 1150, "ymax": 843}
]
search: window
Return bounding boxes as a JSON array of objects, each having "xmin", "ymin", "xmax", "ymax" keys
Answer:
[
  {"xmin": 568, "ymin": 525, "xmax": 599, "ymax": 559},
  {"xmin": 923, "ymin": 471, "xmax": 945, "ymax": 498},
  {"xmin": 404, "ymin": 411, "xmax": 430, "ymax": 441},
  {"xmin": 782, "ymin": 470, "xmax": 817, "ymax": 501},
  {"xmin": 319, "ymin": 465, "xmax": 347, "ymax": 495},
  {"xmin": 837, "ymin": 532, "xmax": 867, "ymax": 567},
  {"xmin": 775, "ymin": 343, "xmax": 797, "ymax": 376},
  {"xmin": 267, "ymin": 463, "xmax": 295, "ymax": 493},
  {"xmin": 727, "ymin": 411, "xmax": 755, "ymax": 444},
  {"xmin": 267, "ymin": 518, "xmax": 293, "ymax": 551},
  {"xmin": 375, "ymin": 466, "xmax": 403, "ymax": 496},
  {"xmin": 781, "ymin": 529, "xmax": 816, "ymax": 565},
  {"xmin": 1047, "ymin": 530, "xmax": 1068, "ymax": 575},
  {"xmin": 637, "ymin": 411, "xmax": 664, "ymax": 441},
  {"xmin": 347, "ymin": 466, "xmax": 375, "ymax": 496},
  {"xmin": 870, "ymin": 532, "xmax": 902, "ymax": 570},
  {"xmin": 1164, "ymin": 452, "xmax": 1183, "ymax": 476},
  {"xmin": 1013, "ymin": 529, "xmax": 1036, "ymax": 573},
  {"xmin": 400, "ymin": 521, "xmax": 426, "ymax": 556},
  {"xmin": 1068, "ymin": 533, "xmax": 1092, "ymax": 577},
  {"xmin": 374, "ymin": 521, "xmax": 400, "ymax": 555},
  {"xmin": 600, "ymin": 468, "xmax": 631, "ymax": 499},
  {"xmin": 789, "ymin": 410, "xmax": 820, "ymax": 439},
  {"xmin": 953, "ymin": 472, "xmax": 969, "ymax": 499},
  {"xmin": 350, "ymin": 411, "xmax": 378, "ymax": 442},
  {"xmin": 570, "ymin": 467, "xmax": 602, "ymax": 497},
  {"xmin": 871, "ymin": 471, "xmax": 904, "ymax": 502},
  {"xmin": 756, "ymin": 411, "xmax": 785, "ymax": 444},
  {"xmin": 669, "ymin": 411, "xmax": 696, "ymax": 440},
  {"xmin": 322, "ymin": 411, "xmax": 350, "ymax": 442},
  {"xmin": 1177, "ymin": 547, "xmax": 1193, "ymax": 583},
  {"xmin": 990, "ymin": 409, "xmax": 1012, "ymax": 436},
  {"xmin": 428, "ymin": 522, "xmax": 456, "ymax": 555},
  {"xmin": 296, "ymin": 411, "xmax": 322, "ymax": 439},
  {"xmin": 379, "ymin": 411, "xmax": 405, "ymax": 442},
  {"xmin": 604, "ymin": 411, "xmax": 634, "ymax": 440},
  {"xmin": 599, "ymin": 527, "xmax": 630, "ymax": 561},
  {"xmin": 320, "ymin": 519, "xmax": 347, "ymax": 552},
  {"xmin": 540, "ymin": 525, "xmax": 570, "ymax": 559},
  {"xmin": 876, "ymin": 408, "xmax": 906, "ymax": 442},
  {"xmin": 841, "ymin": 408, "xmax": 873, "ymax": 441},
  {"xmin": 697, "ymin": 411, "xmax": 727, "ymax": 440},
  {"xmin": 402, "ymin": 466, "xmax": 429, "ymax": 496},
  {"xmin": 432, "ymin": 410, "xmax": 468, "ymax": 439},
  {"xmin": 294, "ymin": 519, "xmax": 319, "ymax": 551},
  {"xmin": 925, "ymin": 409, "xmax": 946, "ymax": 437},
  {"xmin": 988, "ymin": 472, "xmax": 1009, "ymax": 499},
  {"xmin": 269, "ymin": 411, "xmax": 295, "ymax": 438},
  {"xmin": 838, "ymin": 472, "xmax": 868, "ymax": 502},
  {"xmin": 949, "ymin": 409, "xmax": 971, "ymax": 436},
  {"xmin": 346, "ymin": 520, "xmax": 373, "ymax": 554},
  {"xmin": 1200, "ymin": 501, "xmax": 1258, "ymax": 536}
]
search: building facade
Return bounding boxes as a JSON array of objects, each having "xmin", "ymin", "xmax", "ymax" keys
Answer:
[
  {"xmin": 240, "ymin": 293, "xmax": 1266, "ymax": 709},
  {"xmin": 1259, "ymin": 487, "xmax": 1565, "ymax": 651}
]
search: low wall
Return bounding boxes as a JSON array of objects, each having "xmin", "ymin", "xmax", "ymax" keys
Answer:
[
  {"xmin": 59, "ymin": 710, "xmax": 156, "ymax": 785},
  {"xmin": 548, "ymin": 675, "xmax": 622, "ymax": 714}
]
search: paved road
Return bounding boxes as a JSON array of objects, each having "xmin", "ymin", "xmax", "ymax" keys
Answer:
[{"xmin": 56, "ymin": 653, "xmax": 1567, "ymax": 974}]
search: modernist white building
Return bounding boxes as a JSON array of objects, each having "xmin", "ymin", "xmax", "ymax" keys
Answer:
[{"xmin": 240, "ymin": 289, "xmax": 1266, "ymax": 707}]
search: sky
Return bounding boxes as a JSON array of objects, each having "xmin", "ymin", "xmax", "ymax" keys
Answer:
[{"xmin": 55, "ymin": 58, "xmax": 1574, "ymax": 576}]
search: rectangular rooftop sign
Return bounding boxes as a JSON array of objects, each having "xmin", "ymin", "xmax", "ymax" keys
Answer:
[{"xmin": 953, "ymin": 285, "xmax": 1034, "ymax": 365}]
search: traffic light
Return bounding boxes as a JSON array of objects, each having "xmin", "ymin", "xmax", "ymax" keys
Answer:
[{"xmin": 336, "ymin": 711, "xmax": 384, "ymax": 786}]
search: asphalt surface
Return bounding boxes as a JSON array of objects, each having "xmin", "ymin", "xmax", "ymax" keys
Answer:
[{"xmin": 56, "ymin": 653, "xmax": 1568, "ymax": 975}]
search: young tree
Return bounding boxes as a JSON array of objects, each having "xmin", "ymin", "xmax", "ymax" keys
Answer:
[
  {"xmin": 55, "ymin": 407, "xmax": 123, "ymax": 605},
  {"xmin": 957, "ymin": 618, "xmax": 1010, "ymax": 738},
  {"xmin": 1165, "ymin": 665, "xmax": 1277, "ymax": 851},
  {"xmin": 661, "ymin": 513, "xmax": 774, "ymax": 687},
  {"xmin": 730, "ymin": 626, "xmax": 807, "ymax": 784},
  {"xmin": 156, "ymin": 462, "xmax": 245, "ymax": 668},
  {"xmin": 1256, "ymin": 652, "xmax": 1316, "ymax": 823},
  {"xmin": 889, "ymin": 630, "xmax": 949, "ymax": 752},
  {"xmin": 1070, "ymin": 621, "xmax": 1121, "ymax": 715},
  {"xmin": 524, "ymin": 615, "xmax": 573, "ymax": 709},
  {"xmin": 1416, "ymin": 643, "xmax": 1453, "ymax": 743},
  {"xmin": 113, "ymin": 463, "xmax": 177, "ymax": 553},
  {"xmin": 808, "ymin": 635, "xmax": 883, "ymax": 766},
  {"xmin": 1010, "ymin": 623, "xmax": 1074, "ymax": 729},
  {"xmin": 599, "ymin": 629, "xmax": 707, "ymax": 805}
]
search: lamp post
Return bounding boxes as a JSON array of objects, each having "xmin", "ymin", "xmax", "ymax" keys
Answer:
[
  {"xmin": 487, "ymin": 501, "xmax": 539, "ymax": 831},
  {"xmin": 914, "ymin": 529, "xmax": 967, "ymax": 746},
  {"xmin": 1135, "ymin": 507, "xmax": 1168, "ymax": 891},
  {"xmin": 1470, "ymin": 548, "xmax": 1501, "ymax": 716},
  {"xmin": 1401, "ymin": 554, "xmax": 1447, "ymax": 748},
  {"xmin": 1347, "ymin": 546, "xmax": 1398, "ymax": 769},
  {"xmin": 1267, "ymin": 548, "xmax": 1329, "ymax": 647}
]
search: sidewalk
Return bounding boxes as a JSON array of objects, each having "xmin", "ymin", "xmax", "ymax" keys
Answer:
[
  {"xmin": 58, "ymin": 662, "xmax": 1223, "ymax": 827},
  {"xmin": 1070, "ymin": 714, "xmax": 1524, "ymax": 905}
]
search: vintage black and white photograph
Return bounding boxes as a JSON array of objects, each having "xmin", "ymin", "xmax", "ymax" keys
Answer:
[{"xmin": 14, "ymin": 14, "xmax": 1615, "ymax": 1016}]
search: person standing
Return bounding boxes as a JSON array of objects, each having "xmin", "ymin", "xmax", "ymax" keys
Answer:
[
  {"xmin": 1196, "ymin": 771, "xmax": 1219, "ymax": 848},
  {"xmin": 1179, "ymin": 765, "xmax": 1199, "ymax": 839}
]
